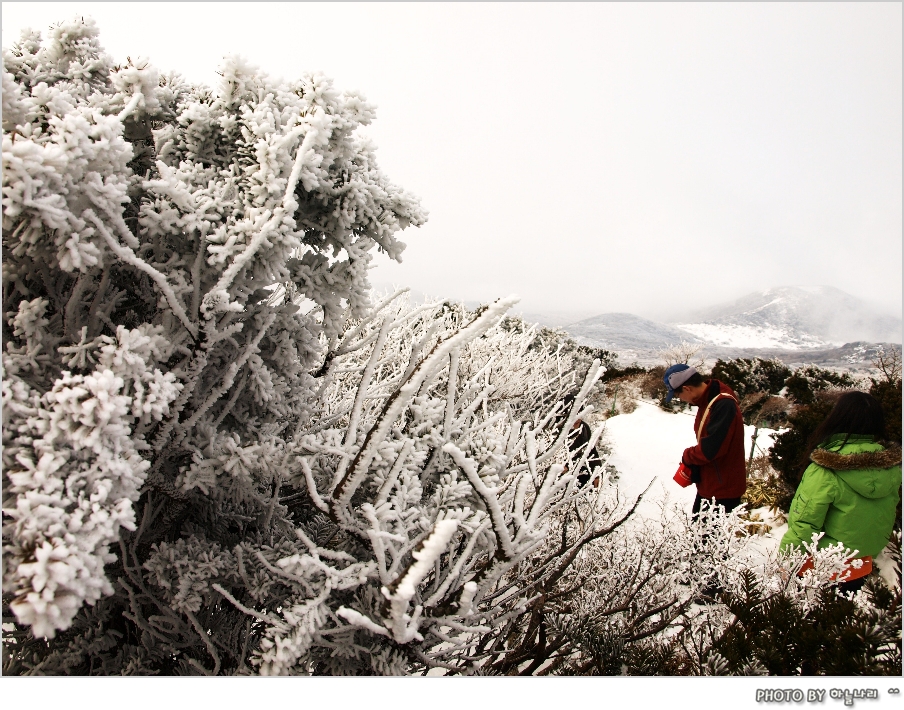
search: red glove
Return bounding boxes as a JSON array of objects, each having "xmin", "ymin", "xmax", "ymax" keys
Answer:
[{"xmin": 673, "ymin": 462, "xmax": 693, "ymax": 488}]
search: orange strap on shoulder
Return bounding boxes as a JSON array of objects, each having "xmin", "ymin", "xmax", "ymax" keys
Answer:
[{"xmin": 696, "ymin": 392, "xmax": 738, "ymax": 443}]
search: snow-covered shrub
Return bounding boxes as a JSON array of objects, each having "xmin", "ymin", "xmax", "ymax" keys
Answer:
[
  {"xmin": 262, "ymin": 296, "xmax": 610, "ymax": 675},
  {"xmin": 484, "ymin": 497, "xmax": 751, "ymax": 675},
  {"xmin": 783, "ymin": 365, "xmax": 856, "ymax": 405},
  {"xmin": 496, "ymin": 315, "xmax": 607, "ymax": 419},
  {"xmin": 2, "ymin": 17, "xmax": 425, "ymax": 658},
  {"xmin": 658, "ymin": 341, "xmax": 706, "ymax": 370},
  {"xmin": 695, "ymin": 531, "xmax": 902, "ymax": 675},
  {"xmin": 517, "ymin": 501, "xmax": 900, "ymax": 676},
  {"xmin": 711, "ymin": 357, "xmax": 791, "ymax": 400},
  {"xmin": 3, "ymin": 22, "xmax": 615, "ymax": 674},
  {"xmin": 598, "ymin": 373, "xmax": 643, "ymax": 417}
]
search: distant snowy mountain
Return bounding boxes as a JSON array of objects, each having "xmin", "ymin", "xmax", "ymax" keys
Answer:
[
  {"xmin": 554, "ymin": 286, "xmax": 900, "ymax": 366},
  {"xmin": 674, "ymin": 286, "xmax": 901, "ymax": 350},
  {"xmin": 564, "ymin": 313, "xmax": 702, "ymax": 355},
  {"xmin": 674, "ymin": 322, "xmax": 827, "ymax": 350}
]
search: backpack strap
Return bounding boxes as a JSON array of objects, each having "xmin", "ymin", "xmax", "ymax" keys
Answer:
[{"xmin": 696, "ymin": 392, "xmax": 738, "ymax": 444}]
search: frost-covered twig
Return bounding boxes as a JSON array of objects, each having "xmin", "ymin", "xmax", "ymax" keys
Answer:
[{"xmin": 85, "ymin": 210, "xmax": 197, "ymax": 337}]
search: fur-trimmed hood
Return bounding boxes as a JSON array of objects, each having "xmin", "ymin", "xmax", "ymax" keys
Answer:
[
  {"xmin": 810, "ymin": 446, "xmax": 902, "ymax": 471},
  {"xmin": 810, "ymin": 444, "xmax": 902, "ymax": 500}
]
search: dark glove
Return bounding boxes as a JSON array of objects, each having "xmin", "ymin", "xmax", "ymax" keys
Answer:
[
  {"xmin": 689, "ymin": 464, "xmax": 702, "ymax": 484},
  {"xmin": 682, "ymin": 457, "xmax": 702, "ymax": 484}
]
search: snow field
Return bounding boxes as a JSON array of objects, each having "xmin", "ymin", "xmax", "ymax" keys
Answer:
[
  {"xmin": 675, "ymin": 322, "xmax": 829, "ymax": 350},
  {"xmin": 601, "ymin": 400, "xmax": 782, "ymax": 556}
]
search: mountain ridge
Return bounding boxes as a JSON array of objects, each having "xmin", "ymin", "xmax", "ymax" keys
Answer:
[
  {"xmin": 564, "ymin": 312, "xmax": 700, "ymax": 353},
  {"xmin": 674, "ymin": 285, "xmax": 901, "ymax": 347},
  {"xmin": 554, "ymin": 286, "xmax": 901, "ymax": 367}
]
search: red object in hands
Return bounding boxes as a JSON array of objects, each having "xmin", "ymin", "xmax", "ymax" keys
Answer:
[
  {"xmin": 797, "ymin": 555, "xmax": 873, "ymax": 582},
  {"xmin": 673, "ymin": 462, "xmax": 693, "ymax": 488}
]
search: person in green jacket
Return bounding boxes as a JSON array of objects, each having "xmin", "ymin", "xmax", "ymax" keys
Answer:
[{"xmin": 780, "ymin": 391, "xmax": 901, "ymax": 593}]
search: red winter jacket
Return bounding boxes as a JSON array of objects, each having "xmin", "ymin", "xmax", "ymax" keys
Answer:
[{"xmin": 681, "ymin": 379, "xmax": 747, "ymax": 500}]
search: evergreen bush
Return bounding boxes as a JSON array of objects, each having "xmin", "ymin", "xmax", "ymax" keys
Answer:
[
  {"xmin": 783, "ymin": 366, "xmax": 855, "ymax": 406},
  {"xmin": 869, "ymin": 375, "xmax": 902, "ymax": 445},
  {"xmin": 2, "ymin": 20, "xmax": 613, "ymax": 675},
  {"xmin": 711, "ymin": 357, "xmax": 791, "ymax": 400},
  {"xmin": 712, "ymin": 567, "xmax": 901, "ymax": 675}
]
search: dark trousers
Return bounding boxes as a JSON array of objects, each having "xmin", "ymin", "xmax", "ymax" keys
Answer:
[{"xmin": 692, "ymin": 495, "xmax": 742, "ymax": 517}]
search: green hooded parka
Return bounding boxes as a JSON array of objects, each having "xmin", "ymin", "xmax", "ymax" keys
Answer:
[{"xmin": 780, "ymin": 434, "xmax": 902, "ymax": 558}]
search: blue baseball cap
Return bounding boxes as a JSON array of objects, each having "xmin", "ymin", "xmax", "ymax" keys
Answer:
[{"xmin": 663, "ymin": 364, "xmax": 698, "ymax": 402}]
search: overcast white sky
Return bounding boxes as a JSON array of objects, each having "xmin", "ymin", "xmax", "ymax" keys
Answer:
[{"xmin": 3, "ymin": 2, "xmax": 901, "ymax": 321}]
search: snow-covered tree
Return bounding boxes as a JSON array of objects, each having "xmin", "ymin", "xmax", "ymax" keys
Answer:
[
  {"xmin": 2, "ymin": 20, "xmax": 614, "ymax": 674},
  {"xmin": 1, "ymin": 16, "xmax": 421, "ymax": 658},
  {"xmin": 658, "ymin": 341, "xmax": 706, "ymax": 370}
]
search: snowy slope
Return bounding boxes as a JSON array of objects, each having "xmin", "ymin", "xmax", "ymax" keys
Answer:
[
  {"xmin": 600, "ymin": 400, "xmax": 898, "ymax": 586},
  {"xmin": 676, "ymin": 286, "xmax": 901, "ymax": 349},
  {"xmin": 675, "ymin": 322, "xmax": 826, "ymax": 350},
  {"xmin": 601, "ymin": 401, "xmax": 784, "ymax": 562},
  {"xmin": 602, "ymin": 401, "xmax": 775, "ymax": 521}
]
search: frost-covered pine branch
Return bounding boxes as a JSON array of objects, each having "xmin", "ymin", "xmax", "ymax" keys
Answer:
[
  {"xmin": 2, "ymin": 17, "xmax": 423, "ymax": 659},
  {"xmin": 241, "ymin": 294, "xmax": 609, "ymax": 674},
  {"xmin": 2, "ymin": 19, "xmax": 617, "ymax": 676}
]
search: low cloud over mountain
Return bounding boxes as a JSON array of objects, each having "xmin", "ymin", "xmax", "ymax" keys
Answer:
[
  {"xmin": 564, "ymin": 313, "xmax": 703, "ymax": 357},
  {"xmin": 675, "ymin": 286, "xmax": 901, "ymax": 349},
  {"xmin": 552, "ymin": 286, "xmax": 901, "ymax": 366}
]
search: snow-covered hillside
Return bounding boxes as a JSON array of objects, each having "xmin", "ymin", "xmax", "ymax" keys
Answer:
[
  {"xmin": 563, "ymin": 312, "xmax": 702, "ymax": 357},
  {"xmin": 677, "ymin": 286, "xmax": 902, "ymax": 349},
  {"xmin": 673, "ymin": 322, "xmax": 827, "ymax": 350}
]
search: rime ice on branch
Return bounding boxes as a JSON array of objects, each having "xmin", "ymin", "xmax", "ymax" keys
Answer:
[
  {"xmin": 2, "ymin": 18, "xmax": 618, "ymax": 676},
  {"xmin": 2, "ymin": 17, "xmax": 424, "ymax": 643}
]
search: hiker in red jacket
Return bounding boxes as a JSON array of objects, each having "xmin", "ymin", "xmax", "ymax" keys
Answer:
[{"xmin": 665, "ymin": 364, "xmax": 747, "ymax": 515}]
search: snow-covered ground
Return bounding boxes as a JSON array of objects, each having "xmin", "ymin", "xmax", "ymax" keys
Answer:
[
  {"xmin": 601, "ymin": 400, "xmax": 783, "ymax": 554},
  {"xmin": 675, "ymin": 322, "xmax": 830, "ymax": 350},
  {"xmin": 602, "ymin": 400, "xmax": 775, "ymax": 516}
]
